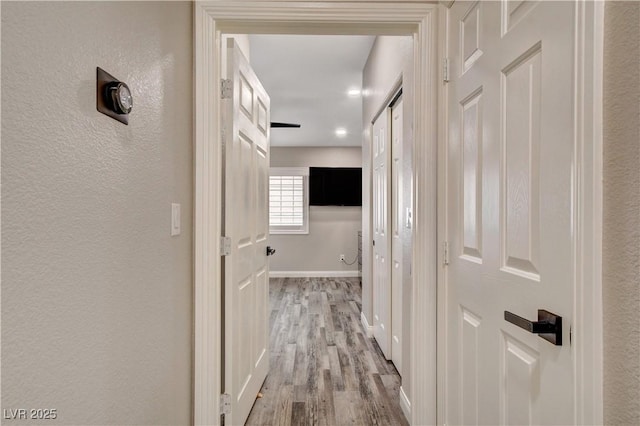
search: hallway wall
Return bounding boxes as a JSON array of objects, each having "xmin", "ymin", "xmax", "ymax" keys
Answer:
[
  {"xmin": 269, "ymin": 147, "xmax": 362, "ymax": 275},
  {"xmin": 1, "ymin": 2, "xmax": 193, "ymax": 424},
  {"xmin": 603, "ymin": 1, "xmax": 640, "ymax": 423},
  {"xmin": 362, "ymin": 35, "xmax": 414, "ymax": 404}
]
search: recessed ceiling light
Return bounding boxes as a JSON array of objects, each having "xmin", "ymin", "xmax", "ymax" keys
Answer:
[
  {"xmin": 347, "ymin": 88, "xmax": 361, "ymax": 97},
  {"xmin": 335, "ymin": 128, "xmax": 347, "ymax": 137}
]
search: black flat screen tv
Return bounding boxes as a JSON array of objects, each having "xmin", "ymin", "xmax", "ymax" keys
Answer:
[{"xmin": 309, "ymin": 167, "xmax": 362, "ymax": 206}]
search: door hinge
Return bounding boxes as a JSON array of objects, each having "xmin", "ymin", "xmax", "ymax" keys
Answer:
[
  {"xmin": 221, "ymin": 79, "xmax": 233, "ymax": 99},
  {"xmin": 443, "ymin": 58, "xmax": 450, "ymax": 83},
  {"xmin": 220, "ymin": 393, "xmax": 231, "ymax": 416},
  {"xmin": 220, "ymin": 236, "xmax": 231, "ymax": 256},
  {"xmin": 443, "ymin": 241, "xmax": 450, "ymax": 265}
]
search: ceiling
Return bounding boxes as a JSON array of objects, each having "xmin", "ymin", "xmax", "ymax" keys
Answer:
[{"xmin": 248, "ymin": 35, "xmax": 375, "ymax": 147}]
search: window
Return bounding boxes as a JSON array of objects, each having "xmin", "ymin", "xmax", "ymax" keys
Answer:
[{"xmin": 269, "ymin": 167, "xmax": 309, "ymax": 234}]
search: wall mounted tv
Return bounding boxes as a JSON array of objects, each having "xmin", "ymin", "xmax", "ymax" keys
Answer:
[{"xmin": 309, "ymin": 167, "xmax": 362, "ymax": 207}]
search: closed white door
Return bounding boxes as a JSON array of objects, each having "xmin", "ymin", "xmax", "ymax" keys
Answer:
[
  {"xmin": 445, "ymin": 1, "xmax": 576, "ymax": 424},
  {"xmin": 390, "ymin": 97, "xmax": 404, "ymax": 375},
  {"xmin": 223, "ymin": 39, "xmax": 270, "ymax": 426},
  {"xmin": 372, "ymin": 109, "xmax": 391, "ymax": 359}
]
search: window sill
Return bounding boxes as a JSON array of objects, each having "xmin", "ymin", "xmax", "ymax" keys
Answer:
[{"xmin": 269, "ymin": 229, "xmax": 309, "ymax": 235}]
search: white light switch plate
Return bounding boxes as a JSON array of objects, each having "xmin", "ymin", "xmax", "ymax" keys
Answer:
[{"xmin": 171, "ymin": 203, "xmax": 181, "ymax": 236}]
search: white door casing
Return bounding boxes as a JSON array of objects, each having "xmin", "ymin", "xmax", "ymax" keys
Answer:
[
  {"xmin": 372, "ymin": 109, "xmax": 392, "ymax": 360},
  {"xmin": 442, "ymin": 1, "xmax": 603, "ymax": 425},
  {"xmin": 223, "ymin": 39, "xmax": 270, "ymax": 426},
  {"xmin": 391, "ymin": 97, "xmax": 404, "ymax": 376}
]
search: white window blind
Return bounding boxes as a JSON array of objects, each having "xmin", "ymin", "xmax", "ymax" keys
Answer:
[{"xmin": 269, "ymin": 167, "xmax": 309, "ymax": 234}]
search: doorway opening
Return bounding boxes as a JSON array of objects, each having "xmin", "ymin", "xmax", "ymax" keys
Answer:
[
  {"xmin": 228, "ymin": 34, "xmax": 413, "ymax": 424},
  {"xmin": 194, "ymin": 3, "xmax": 438, "ymax": 426}
]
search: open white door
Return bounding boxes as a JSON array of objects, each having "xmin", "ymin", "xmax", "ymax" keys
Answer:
[
  {"xmin": 372, "ymin": 109, "xmax": 391, "ymax": 359},
  {"xmin": 444, "ymin": 1, "xmax": 580, "ymax": 424},
  {"xmin": 223, "ymin": 39, "xmax": 270, "ymax": 426},
  {"xmin": 390, "ymin": 97, "xmax": 404, "ymax": 375}
]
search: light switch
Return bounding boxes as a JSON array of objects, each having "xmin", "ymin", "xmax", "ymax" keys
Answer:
[{"xmin": 171, "ymin": 203, "xmax": 181, "ymax": 236}]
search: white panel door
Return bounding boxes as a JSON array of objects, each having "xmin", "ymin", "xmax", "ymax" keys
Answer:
[
  {"xmin": 391, "ymin": 97, "xmax": 404, "ymax": 375},
  {"xmin": 445, "ymin": 1, "xmax": 576, "ymax": 424},
  {"xmin": 372, "ymin": 109, "xmax": 391, "ymax": 359},
  {"xmin": 223, "ymin": 39, "xmax": 270, "ymax": 426}
]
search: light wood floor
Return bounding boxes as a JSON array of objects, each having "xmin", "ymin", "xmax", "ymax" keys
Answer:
[{"xmin": 246, "ymin": 277, "xmax": 409, "ymax": 426}]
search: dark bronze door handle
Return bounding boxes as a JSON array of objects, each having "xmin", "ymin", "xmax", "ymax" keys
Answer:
[
  {"xmin": 266, "ymin": 246, "xmax": 276, "ymax": 256},
  {"xmin": 504, "ymin": 310, "xmax": 562, "ymax": 346}
]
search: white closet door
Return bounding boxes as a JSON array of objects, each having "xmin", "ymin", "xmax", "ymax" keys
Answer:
[
  {"xmin": 372, "ymin": 109, "xmax": 391, "ymax": 359},
  {"xmin": 391, "ymin": 97, "xmax": 404, "ymax": 375}
]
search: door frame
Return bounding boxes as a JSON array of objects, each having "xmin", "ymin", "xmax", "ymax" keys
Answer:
[
  {"xmin": 435, "ymin": 1, "xmax": 604, "ymax": 425},
  {"xmin": 194, "ymin": 1, "xmax": 438, "ymax": 425}
]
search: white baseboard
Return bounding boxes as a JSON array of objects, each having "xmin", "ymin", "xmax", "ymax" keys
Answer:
[
  {"xmin": 360, "ymin": 312, "xmax": 374, "ymax": 338},
  {"xmin": 269, "ymin": 270, "xmax": 360, "ymax": 278},
  {"xmin": 399, "ymin": 386, "xmax": 411, "ymax": 422}
]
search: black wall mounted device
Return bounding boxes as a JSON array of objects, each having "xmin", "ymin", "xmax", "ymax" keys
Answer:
[{"xmin": 96, "ymin": 67, "xmax": 133, "ymax": 125}]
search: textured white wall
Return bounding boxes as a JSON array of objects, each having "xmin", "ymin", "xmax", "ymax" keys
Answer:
[
  {"xmin": 269, "ymin": 147, "xmax": 362, "ymax": 273},
  {"xmin": 362, "ymin": 35, "xmax": 414, "ymax": 399},
  {"xmin": 603, "ymin": 2, "xmax": 640, "ymax": 424},
  {"xmin": 1, "ymin": 2, "xmax": 193, "ymax": 424}
]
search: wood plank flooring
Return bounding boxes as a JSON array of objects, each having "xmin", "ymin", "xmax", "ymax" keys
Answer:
[{"xmin": 246, "ymin": 277, "xmax": 408, "ymax": 426}]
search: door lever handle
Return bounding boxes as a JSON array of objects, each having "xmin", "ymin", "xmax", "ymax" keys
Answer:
[
  {"xmin": 266, "ymin": 246, "xmax": 276, "ymax": 256},
  {"xmin": 504, "ymin": 310, "xmax": 562, "ymax": 346}
]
